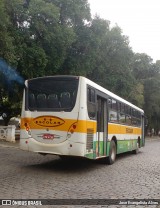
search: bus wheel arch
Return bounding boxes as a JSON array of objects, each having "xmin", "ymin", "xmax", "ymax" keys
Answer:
[{"xmin": 107, "ymin": 136, "xmax": 117, "ymax": 165}]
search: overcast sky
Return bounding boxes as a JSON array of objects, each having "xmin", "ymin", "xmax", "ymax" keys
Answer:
[{"xmin": 88, "ymin": 0, "xmax": 160, "ymax": 62}]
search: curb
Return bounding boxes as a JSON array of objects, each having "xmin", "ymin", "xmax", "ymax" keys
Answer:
[
  {"xmin": 0, "ymin": 140, "xmax": 20, "ymax": 149},
  {"xmin": 0, "ymin": 144, "xmax": 19, "ymax": 149}
]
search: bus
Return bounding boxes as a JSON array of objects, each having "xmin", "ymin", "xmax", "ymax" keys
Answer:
[{"xmin": 20, "ymin": 75, "xmax": 145, "ymax": 164}]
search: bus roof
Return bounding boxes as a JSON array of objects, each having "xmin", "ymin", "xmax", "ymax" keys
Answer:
[{"xmin": 82, "ymin": 76, "xmax": 144, "ymax": 114}]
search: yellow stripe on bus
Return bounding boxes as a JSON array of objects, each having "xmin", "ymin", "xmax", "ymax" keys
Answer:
[
  {"xmin": 108, "ymin": 123, "xmax": 142, "ymax": 135},
  {"xmin": 21, "ymin": 118, "xmax": 141, "ymax": 135},
  {"xmin": 20, "ymin": 117, "xmax": 97, "ymax": 133}
]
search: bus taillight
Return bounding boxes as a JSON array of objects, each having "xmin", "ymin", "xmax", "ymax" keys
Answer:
[
  {"xmin": 24, "ymin": 123, "xmax": 31, "ymax": 136},
  {"xmin": 67, "ymin": 122, "xmax": 77, "ymax": 138}
]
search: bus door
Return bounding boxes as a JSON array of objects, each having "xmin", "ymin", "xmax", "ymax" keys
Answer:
[
  {"xmin": 96, "ymin": 97, "xmax": 108, "ymax": 157},
  {"xmin": 141, "ymin": 115, "xmax": 145, "ymax": 146}
]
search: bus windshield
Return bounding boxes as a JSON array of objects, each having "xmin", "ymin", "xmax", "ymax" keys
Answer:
[{"xmin": 26, "ymin": 76, "xmax": 79, "ymax": 112}]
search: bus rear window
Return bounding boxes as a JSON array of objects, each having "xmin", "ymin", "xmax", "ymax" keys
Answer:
[{"xmin": 26, "ymin": 77, "xmax": 79, "ymax": 112}]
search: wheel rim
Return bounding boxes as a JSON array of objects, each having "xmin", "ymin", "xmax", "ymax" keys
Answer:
[
  {"xmin": 136, "ymin": 142, "xmax": 139, "ymax": 152},
  {"xmin": 111, "ymin": 146, "xmax": 116, "ymax": 161}
]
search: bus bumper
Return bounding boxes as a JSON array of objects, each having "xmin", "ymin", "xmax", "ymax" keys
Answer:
[{"xmin": 20, "ymin": 138, "xmax": 85, "ymax": 157}]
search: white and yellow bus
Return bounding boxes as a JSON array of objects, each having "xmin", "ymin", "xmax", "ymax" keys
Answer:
[{"xmin": 20, "ymin": 75, "xmax": 145, "ymax": 164}]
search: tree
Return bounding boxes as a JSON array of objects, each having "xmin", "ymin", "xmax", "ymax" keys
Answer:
[
  {"xmin": 0, "ymin": 0, "xmax": 91, "ymax": 124},
  {"xmin": 61, "ymin": 16, "xmax": 107, "ymax": 75},
  {"xmin": 0, "ymin": 0, "xmax": 23, "ymax": 125},
  {"xmin": 55, "ymin": 0, "xmax": 92, "ymax": 75},
  {"xmin": 131, "ymin": 53, "xmax": 156, "ymax": 81},
  {"xmin": 131, "ymin": 53, "xmax": 160, "ymax": 130},
  {"xmin": 0, "ymin": 59, "xmax": 24, "ymax": 125},
  {"xmin": 47, "ymin": 0, "xmax": 91, "ymax": 26},
  {"xmin": 0, "ymin": 0, "xmax": 16, "ymax": 65},
  {"xmin": 144, "ymin": 77, "xmax": 160, "ymax": 133},
  {"xmin": 87, "ymin": 20, "xmax": 135, "ymax": 102},
  {"xmin": 127, "ymin": 83, "xmax": 144, "ymax": 108}
]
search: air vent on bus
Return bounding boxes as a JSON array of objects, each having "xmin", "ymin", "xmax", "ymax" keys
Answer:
[{"xmin": 86, "ymin": 128, "xmax": 94, "ymax": 150}]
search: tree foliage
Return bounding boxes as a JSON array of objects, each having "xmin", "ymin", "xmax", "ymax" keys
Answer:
[{"xmin": 0, "ymin": 0, "xmax": 160, "ymax": 130}]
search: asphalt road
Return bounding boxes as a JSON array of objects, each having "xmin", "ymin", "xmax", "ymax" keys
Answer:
[{"xmin": 0, "ymin": 138, "xmax": 160, "ymax": 208}]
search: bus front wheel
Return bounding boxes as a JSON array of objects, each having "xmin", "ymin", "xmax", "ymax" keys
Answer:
[
  {"xmin": 132, "ymin": 141, "xmax": 139, "ymax": 154},
  {"xmin": 107, "ymin": 140, "xmax": 116, "ymax": 165}
]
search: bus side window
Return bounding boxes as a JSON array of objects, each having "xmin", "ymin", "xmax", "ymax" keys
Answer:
[
  {"xmin": 132, "ymin": 110, "xmax": 141, "ymax": 127},
  {"xmin": 109, "ymin": 99, "xmax": 118, "ymax": 122},
  {"xmin": 119, "ymin": 103, "xmax": 126, "ymax": 124},
  {"xmin": 87, "ymin": 87, "xmax": 96, "ymax": 119},
  {"xmin": 125, "ymin": 106, "xmax": 132, "ymax": 125},
  {"xmin": 137, "ymin": 112, "xmax": 141, "ymax": 126},
  {"xmin": 131, "ymin": 109, "xmax": 137, "ymax": 126},
  {"xmin": 108, "ymin": 99, "xmax": 112, "ymax": 108}
]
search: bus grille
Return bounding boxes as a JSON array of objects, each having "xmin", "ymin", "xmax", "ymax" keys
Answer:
[{"xmin": 86, "ymin": 128, "xmax": 94, "ymax": 150}]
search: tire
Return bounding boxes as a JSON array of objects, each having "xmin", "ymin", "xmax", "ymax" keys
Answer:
[
  {"xmin": 107, "ymin": 140, "xmax": 116, "ymax": 165},
  {"xmin": 133, "ymin": 141, "xmax": 139, "ymax": 154}
]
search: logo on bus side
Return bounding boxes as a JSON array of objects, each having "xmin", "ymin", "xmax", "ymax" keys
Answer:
[
  {"xmin": 33, "ymin": 116, "xmax": 65, "ymax": 127},
  {"xmin": 126, "ymin": 128, "xmax": 133, "ymax": 133}
]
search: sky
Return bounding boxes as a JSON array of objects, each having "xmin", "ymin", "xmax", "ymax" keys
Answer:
[{"xmin": 88, "ymin": 0, "xmax": 160, "ymax": 62}]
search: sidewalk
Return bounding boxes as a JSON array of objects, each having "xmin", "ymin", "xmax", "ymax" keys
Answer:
[
  {"xmin": 0, "ymin": 139, "xmax": 20, "ymax": 149},
  {"xmin": 145, "ymin": 136, "xmax": 160, "ymax": 141}
]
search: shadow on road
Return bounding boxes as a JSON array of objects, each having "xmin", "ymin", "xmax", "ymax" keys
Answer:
[
  {"xmin": 25, "ymin": 156, "xmax": 103, "ymax": 173},
  {"xmin": 23, "ymin": 150, "xmax": 143, "ymax": 173}
]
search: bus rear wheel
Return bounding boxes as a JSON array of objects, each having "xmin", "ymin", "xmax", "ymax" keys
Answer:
[{"xmin": 107, "ymin": 140, "xmax": 116, "ymax": 165}]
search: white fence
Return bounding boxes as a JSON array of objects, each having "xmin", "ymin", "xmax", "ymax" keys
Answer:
[{"xmin": 0, "ymin": 126, "xmax": 18, "ymax": 143}]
